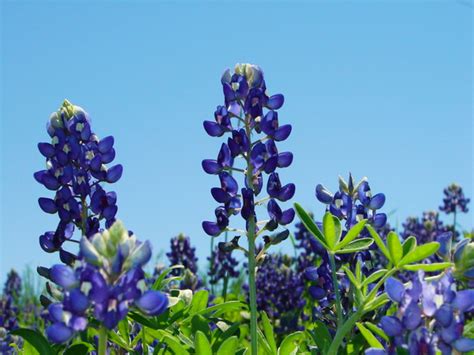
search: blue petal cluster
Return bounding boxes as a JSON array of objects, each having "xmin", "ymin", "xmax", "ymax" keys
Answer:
[
  {"xmin": 166, "ymin": 234, "xmax": 199, "ymax": 276},
  {"xmin": 3, "ymin": 270, "xmax": 22, "ymax": 301},
  {"xmin": 401, "ymin": 211, "xmax": 452, "ymax": 245},
  {"xmin": 439, "ymin": 183, "xmax": 470, "ymax": 214},
  {"xmin": 380, "ymin": 272, "xmax": 474, "ymax": 354},
  {"xmin": 44, "ymin": 221, "xmax": 168, "ymax": 343},
  {"xmin": 207, "ymin": 247, "xmax": 239, "ymax": 286},
  {"xmin": 35, "ymin": 100, "xmax": 123, "ymax": 264},
  {"xmin": 202, "ymin": 64, "xmax": 295, "ymax": 239}
]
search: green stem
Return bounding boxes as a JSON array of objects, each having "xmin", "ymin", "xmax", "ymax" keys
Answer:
[
  {"xmin": 247, "ymin": 215, "xmax": 258, "ymax": 355},
  {"xmin": 328, "ymin": 253, "xmax": 343, "ymax": 327},
  {"xmin": 98, "ymin": 326, "xmax": 108, "ymax": 355},
  {"xmin": 245, "ymin": 113, "xmax": 258, "ymax": 355},
  {"xmin": 327, "ymin": 309, "xmax": 363, "ymax": 354},
  {"xmin": 453, "ymin": 210, "xmax": 457, "ymax": 239},
  {"xmin": 210, "ymin": 236, "xmax": 215, "ymax": 295}
]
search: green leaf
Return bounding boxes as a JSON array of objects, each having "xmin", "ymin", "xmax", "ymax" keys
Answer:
[
  {"xmin": 163, "ymin": 334, "xmax": 189, "ymax": 355},
  {"xmin": 402, "ymin": 236, "xmax": 417, "ymax": 256},
  {"xmin": 356, "ymin": 322, "xmax": 384, "ymax": 349},
  {"xmin": 323, "ymin": 212, "xmax": 341, "ymax": 249},
  {"xmin": 64, "ymin": 343, "xmax": 94, "ymax": 355},
  {"xmin": 191, "ymin": 315, "xmax": 210, "ymax": 338},
  {"xmin": 402, "ymin": 262, "xmax": 452, "ymax": 272},
  {"xmin": 310, "ymin": 321, "xmax": 331, "ymax": 351},
  {"xmin": 278, "ymin": 331, "xmax": 303, "ymax": 355},
  {"xmin": 217, "ymin": 336, "xmax": 239, "ymax": 355},
  {"xmin": 366, "ymin": 225, "xmax": 391, "ymax": 263},
  {"xmin": 335, "ymin": 219, "xmax": 367, "ymax": 250},
  {"xmin": 257, "ymin": 329, "xmax": 274, "ymax": 355},
  {"xmin": 152, "ymin": 265, "xmax": 184, "ymax": 290},
  {"xmin": 387, "ymin": 232, "xmax": 403, "ymax": 265},
  {"xmin": 336, "ymin": 238, "xmax": 373, "ymax": 254},
  {"xmin": 261, "ymin": 311, "xmax": 277, "ymax": 353},
  {"xmin": 399, "ymin": 242, "xmax": 440, "ymax": 266},
  {"xmin": 118, "ymin": 319, "xmax": 130, "ymax": 346},
  {"xmin": 342, "ymin": 266, "xmax": 360, "ymax": 288},
  {"xmin": 10, "ymin": 328, "xmax": 54, "ymax": 355},
  {"xmin": 194, "ymin": 331, "xmax": 212, "ymax": 355},
  {"xmin": 190, "ymin": 290, "xmax": 209, "ymax": 314},
  {"xmin": 363, "ymin": 322, "xmax": 389, "ymax": 342},
  {"xmin": 294, "ymin": 203, "xmax": 328, "ymax": 249},
  {"xmin": 361, "ymin": 269, "xmax": 387, "ymax": 289}
]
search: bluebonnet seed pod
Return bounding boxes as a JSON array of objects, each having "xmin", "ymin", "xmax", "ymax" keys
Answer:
[
  {"xmin": 45, "ymin": 221, "xmax": 168, "ymax": 343},
  {"xmin": 439, "ymin": 183, "xmax": 470, "ymax": 214},
  {"xmin": 202, "ymin": 63, "xmax": 295, "ymax": 244},
  {"xmin": 35, "ymin": 100, "xmax": 123, "ymax": 264}
]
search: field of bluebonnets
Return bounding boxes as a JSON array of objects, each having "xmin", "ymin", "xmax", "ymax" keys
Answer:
[{"xmin": 1, "ymin": 63, "xmax": 473, "ymax": 355}]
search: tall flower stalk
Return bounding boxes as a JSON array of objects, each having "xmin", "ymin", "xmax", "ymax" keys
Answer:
[{"xmin": 202, "ymin": 64, "xmax": 295, "ymax": 354}]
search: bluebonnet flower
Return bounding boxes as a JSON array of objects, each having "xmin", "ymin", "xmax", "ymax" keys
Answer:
[
  {"xmin": 0, "ymin": 296, "xmax": 19, "ymax": 354},
  {"xmin": 246, "ymin": 252, "xmax": 305, "ymax": 333},
  {"xmin": 202, "ymin": 63, "xmax": 295, "ymax": 241},
  {"xmin": 207, "ymin": 247, "xmax": 239, "ymax": 286},
  {"xmin": 439, "ymin": 183, "xmax": 470, "ymax": 214},
  {"xmin": 401, "ymin": 211, "xmax": 451, "ymax": 245},
  {"xmin": 380, "ymin": 272, "xmax": 474, "ymax": 354},
  {"xmin": 3, "ymin": 270, "xmax": 21, "ymax": 301},
  {"xmin": 315, "ymin": 175, "xmax": 387, "ymax": 231},
  {"xmin": 166, "ymin": 234, "xmax": 199, "ymax": 276},
  {"xmin": 44, "ymin": 221, "xmax": 168, "ymax": 343},
  {"xmin": 35, "ymin": 100, "xmax": 123, "ymax": 264}
]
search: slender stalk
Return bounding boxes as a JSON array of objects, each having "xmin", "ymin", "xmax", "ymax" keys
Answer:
[
  {"xmin": 327, "ymin": 309, "xmax": 363, "ymax": 354},
  {"xmin": 328, "ymin": 252, "xmax": 343, "ymax": 327},
  {"xmin": 98, "ymin": 326, "xmax": 108, "ymax": 355},
  {"xmin": 247, "ymin": 215, "xmax": 258, "ymax": 355},
  {"xmin": 453, "ymin": 210, "xmax": 457, "ymax": 239},
  {"xmin": 245, "ymin": 113, "xmax": 258, "ymax": 355},
  {"xmin": 210, "ymin": 236, "xmax": 215, "ymax": 295},
  {"xmin": 222, "ymin": 230, "xmax": 229, "ymax": 300}
]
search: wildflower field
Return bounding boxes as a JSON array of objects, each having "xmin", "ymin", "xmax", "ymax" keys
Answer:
[
  {"xmin": 1, "ymin": 1, "xmax": 473, "ymax": 353},
  {"xmin": 1, "ymin": 61, "xmax": 473, "ymax": 355}
]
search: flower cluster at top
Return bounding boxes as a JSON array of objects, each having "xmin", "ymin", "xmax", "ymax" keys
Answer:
[
  {"xmin": 378, "ymin": 272, "xmax": 474, "ymax": 354},
  {"xmin": 207, "ymin": 247, "xmax": 240, "ymax": 286},
  {"xmin": 166, "ymin": 234, "xmax": 198, "ymax": 276},
  {"xmin": 201, "ymin": 63, "xmax": 295, "ymax": 239},
  {"xmin": 315, "ymin": 174, "xmax": 387, "ymax": 231},
  {"xmin": 42, "ymin": 221, "xmax": 168, "ymax": 343},
  {"xmin": 35, "ymin": 100, "xmax": 123, "ymax": 264},
  {"xmin": 248, "ymin": 252, "xmax": 305, "ymax": 334},
  {"xmin": 439, "ymin": 183, "xmax": 470, "ymax": 214}
]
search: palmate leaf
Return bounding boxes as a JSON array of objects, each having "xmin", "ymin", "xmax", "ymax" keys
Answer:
[
  {"xmin": 360, "ymin": 269, "xmax": 387, "ymax": 289},
  {"xmin": 363, "ymin": 322, "xmax": 389, "ymax": 342},
  {"xmin": 10, "ymin": 328, "xmax": 54, "ymax": 355},
  {"xmin": 194, "ymin": 331, "xmax": 212, "ymax": 355},
  {"xmin": 261, "ymin": 311, "xmax": 277, "ymax": 353},
  {"xmin": 402, "ymin": 236, "xmax": 417, "ymax": 256},
  {"xmin": 216, "ymin": 336, "xmax": 239, "ymax": 355},
  {"xmin": 342, "ymin": 265, "xmax": 360, "ymax": 288},
  {"xmin": 294, "ymin": 203, "xmax": 329, "ymax": 249},
  {"xmin": 278, "ymin": 331, "xmax": 304, "ymax": 355}
]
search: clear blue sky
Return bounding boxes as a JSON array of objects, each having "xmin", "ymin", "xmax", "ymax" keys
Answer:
[{"xmin": 1, "ymin": 1, "xmax": 472, "ymax": 282}]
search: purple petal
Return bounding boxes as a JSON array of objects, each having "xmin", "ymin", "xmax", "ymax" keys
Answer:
[
  {"xmin": 106, "ymin": 164, "xmax": 123, "ymax": 183},
  {"xmin": 315, "ymin": 184, "xmax": 333, "ymax": 204},
  {"xmin": 308, "ymin": 286, "xmax": 326, "ymax": 300},
  {"xmin": 280, "ymin": 208, "xmax": 295, "ymax": 225},
  {"xmin": 202, "ymin": 159, "xmax": 220, "ymax": 174},
  {"xmin": 136, "ymin": 290, "xmax": 169, "ymax": 316},
  {"xmin": 304, "ymin": 267, "xmax": 318, "ymax": 281},
  {"xmin": 38, "ymin": 198, "xmax": 58, "ymax": 214},
  {"xmin": 385, "ymin": 277, "xmax": 405, "ymax": 303},
  {"xmin": 69, "ymin": 289, "xmax": 89, "ymax": 313},
  {"xmin": 434, "ymin": 304, "xmax": 453, "ymax": 327},
  {"xmin": 453, "ymin": 289, "xmax": 474, "ymax": 312},
  {"xmin": 278, "ymin": 183, "xmax": 295, "ymax": 202},
  {"xmin": 46, "ymin": 323, "xmax": 74, "ymax": 343},
  {"xmin": 402, "ymin": 301, "xmax": 421, "ymax": 330},
  {"xmin": 48, "ymin": 304, "xmax": 64, "ymax": 323},
  {"xmin": 373, "ymin": 213, "xmax": 387, "ymax": 228},
  {"xmin": 202, "ymin": 221, "xmax": 222, "ymax": 236},
  {"xmin": 38, "ymin": 143, "xmax": 56, "ymax": 158},
  {"xmin": 50, "ymin": 264, "xmax": 78, "ymax": 290},
  {"xmin": 380, "ymin": 316, "xmax": 403, "ymax": 337},
  {"xmin": 98, "ymin": 136, "xmax": 114, "ymax": 153},
  {"xmin": 274, "ymin": 124, "xmax": 292, "ymax": 141},
  {"xmin": 277, "ymin": 152, "xmax": 293, "ymax": 168},
  {"xmin": 368, "ymin": 193, "xmax": 386, "ymax": 210},
  {"xmin": 203, "ymin": 121, "xmax": 224, "ymax": 137},
  {"xmin": 454, "ymin": 338, "xmax": 474, "ymax": 352},
  {"xmin": 266, "ymin": 94, "xmax": 284, "ymax": 110},
  {"xmin": 211, "ymin": 188, "xmax": 229, "ymax": 203}
]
